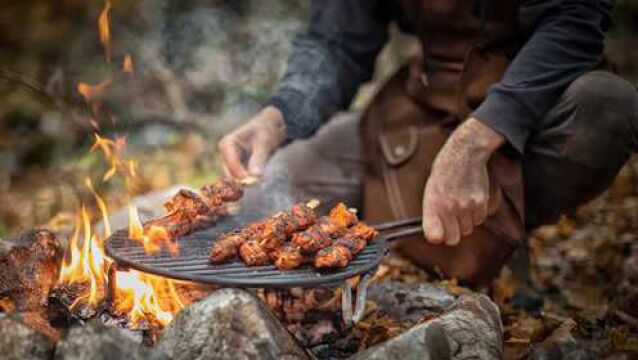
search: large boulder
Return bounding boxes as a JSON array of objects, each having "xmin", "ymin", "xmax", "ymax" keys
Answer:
[
  {"xmin": 0, "ymin": 315, "xmax": 55, "ymax": 360},
  {"xmin": 350, "ymin": 294, "xmax": 503, "ymax": 360},
  {"xmin": 54, "ymin": 322, "xmax": 167, "ymax": 360},
  {"xmin": 157, "ymin": 288, "xmax": 309, "ymax": 360}
]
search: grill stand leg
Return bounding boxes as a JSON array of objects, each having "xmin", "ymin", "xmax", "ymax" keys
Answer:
[{"xmin": 341, "ymin": 272, "xmax": 373, "ymax": 326}]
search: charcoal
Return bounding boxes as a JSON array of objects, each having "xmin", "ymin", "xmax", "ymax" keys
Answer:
[
  {"xmin": 0, "ymin": 229, "xmax": 63, "ymax": 313},
  {"xmin": 0, "ymin": 314, "xmax": 55, "ymax": 360},
  {"xmin": 157, "ymin": 288, "xmax": 309, "ymax": 360},
  {"xmin": 48, "ymin": 283, "xmax": 102, "ymax": 326}
]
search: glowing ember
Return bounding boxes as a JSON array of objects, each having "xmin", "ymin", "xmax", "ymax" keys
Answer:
[{"xmin": 98, "ymin": 0, "xmax": 112, "ymax": 62}]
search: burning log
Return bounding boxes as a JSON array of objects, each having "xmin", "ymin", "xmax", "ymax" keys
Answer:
[{"xmin": 0, "ymin": 229, "xmax": 63, "ymax": 314}]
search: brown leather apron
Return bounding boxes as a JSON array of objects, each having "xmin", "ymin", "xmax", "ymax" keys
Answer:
[{"xmin": 361, "ymin": 0, "xmax": 525, "ymax": 284}]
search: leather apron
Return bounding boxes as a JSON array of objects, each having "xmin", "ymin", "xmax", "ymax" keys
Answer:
[{"xmin": 361, "ymin": 0, "xmax": 525, "ymax": 283}]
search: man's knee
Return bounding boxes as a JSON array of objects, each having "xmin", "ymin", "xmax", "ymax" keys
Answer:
[
  {"xmin": 564, "ymin": 71, "xmax": 637, "ymax": 136},
  {"xmin": 544, "ymin": 71, "xmax": 638, "ymax": 169}
]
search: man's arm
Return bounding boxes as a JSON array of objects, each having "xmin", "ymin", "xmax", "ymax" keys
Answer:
[
  {"xmin": 472, "ymin": 0, "xmax": 614, "ymax": 153},
  {"xmin": 218, "ymin": 0, "xmax": 389, "ymax": 178},
  {"xmin": 266, "ymin": 0, "xmax": 389, "ymax": 141},
  {"xmin": 424, "ymin": 0, "xmax": 614, "ymax": 245}
]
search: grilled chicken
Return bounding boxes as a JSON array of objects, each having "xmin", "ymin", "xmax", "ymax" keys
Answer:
[
  {"xmin": 272, "ymin": 243, "xmax": 306, "ymax": 270},
  {"xmin": 314, "ymin": 245, "xmax": 352, "ymax": 269},
  {"xmin": 209, "ymin": 203, "xmax": 317, "ymax": 264},
  {"xmin": 239, "ymin": 239, "xmax": 270, "ymax": 266}
]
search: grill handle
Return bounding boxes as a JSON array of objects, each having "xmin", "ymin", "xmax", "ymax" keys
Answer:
[{"xmin": 372, "ymin": 217, "xmax": 423, "ymax": 242}]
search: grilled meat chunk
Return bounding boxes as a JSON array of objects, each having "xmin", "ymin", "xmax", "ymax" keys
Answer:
[
  {"xmin": 333, "ymin": 233, "xmax": 366, "ymax": 255},
  {"xmin": 328, "ymin": 203, "xmax": 358, "ymax": 228},
  {"xmin": 273, "ymin": 243, "xmax": 306, "ymax": 270},
  {"xmin": 210, "ymin": 222, "xmax": 264, "ymax": 264},
  {"xmin": 314, "ymin": 245, "xmax": 352, "ymax": 269},
  {"xmin": 239, "ymin": 239, "xmax": 270, "ymax": 266},
  {"xmin": 200, "ymin": 178, "xmax": 244, "ymax": 206},
  {"xmin": 350, "ymin": 223, "xmax": 378, "ymax": 242},
  {"xmin": 291, "ymin": 226, "xmax": 332, "ymax": 254},
  {"xmin": 163, "ymin": 189, "xmax": 208, "ymax": 220}
]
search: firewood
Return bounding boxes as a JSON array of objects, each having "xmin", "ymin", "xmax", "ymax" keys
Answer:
[{"xmin": 0, "ymin": 229, "xmax": 63, "ymax": 314}]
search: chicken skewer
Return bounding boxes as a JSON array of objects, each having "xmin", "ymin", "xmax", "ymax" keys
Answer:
[
  {"xmin": 314, "ymin": 223, "xmax": 378, "ymax": 269},
  {"xmin": 144, "ymin": 176, "xmax": 256, "ymax": 239},
  {"xmin": 210, "ymin": 201, "xmax": 319, "ymax": 265}
]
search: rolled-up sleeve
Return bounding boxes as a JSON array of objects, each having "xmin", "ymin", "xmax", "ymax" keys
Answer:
[
  {"xmin": 472, "ymin": 0, "xmax": 614, "ymax": 153},
  {"xmin": 266, "ymin": 0, "xmax": 389, "ymax": 141}
]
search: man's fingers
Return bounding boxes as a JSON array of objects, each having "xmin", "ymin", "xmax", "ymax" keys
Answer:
[
  {"xmin": 218, "ymin": 137, "xmax": 250, "ymax": 179},
  {"xmin": 458, "ymin": 205, "xmax": 474, "ymax": 238},
  {"xmin": 442, "ymin": 213, "xmax": 461, "ymax": 246},
  {"xmin": 247, "ymin": 144, "xmax": 271, "ymax": 177},
  {"xmin": 423, "ymin": 207, "xmax": 444, "ymax": 244}
]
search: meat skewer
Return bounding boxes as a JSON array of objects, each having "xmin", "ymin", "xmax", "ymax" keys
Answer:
[
  {"xmin": 314, "ymin": 222, "xmax": 378, "ymax": 269},
  {"xmin": 210, "ymin": 202, "xmax": 318, "ymax": 264},
  {"xmin": 209, "ymin": 200, "xmax": 378, "ymax": 271},
  {"xmin": 144, "ymin": 177, "xmax": 255, "ymax": 239}
]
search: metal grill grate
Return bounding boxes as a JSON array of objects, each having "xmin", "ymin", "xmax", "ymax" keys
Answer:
[{"xmin": 105, "ymin": 217, "xmax": 388, "ymax": 288}]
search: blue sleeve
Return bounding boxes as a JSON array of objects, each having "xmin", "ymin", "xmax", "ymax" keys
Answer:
[
  {"xmin": 472, "ymin": 0, "xmax": 614, "ymax": 153},
  {"xmin": 266, "ymin": 0, "xmax": 389, "ymax": 140}
]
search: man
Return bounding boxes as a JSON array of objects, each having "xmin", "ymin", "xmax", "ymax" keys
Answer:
[{"xmin": 218, "ymin": 1, "xmax": 637, "ymax": 285}]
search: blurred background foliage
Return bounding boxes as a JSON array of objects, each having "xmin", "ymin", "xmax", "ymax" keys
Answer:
[{"xmin": 0, "ymin": 0, "xmax": 636, "ymax": 237}]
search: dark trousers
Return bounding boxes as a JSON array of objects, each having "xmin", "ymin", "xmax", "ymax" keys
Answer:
[{"xmin": 267, "ymin": 71, "xmax": 638, "ymax": 232}]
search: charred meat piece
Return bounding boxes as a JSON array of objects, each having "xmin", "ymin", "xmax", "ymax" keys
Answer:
[
  {"xmin": 258, "ymin": 213, "xmax": 290, "ymax": 252},
  {"xmin": 273, "ymin": 243, "xmax": 306, "ymax": 270},
  {"xmin": 210, "ymin": 222, "xmax": 264, "ymax": 264},
  {"xmin": 328, "ymin": 203, "xmax": 358, "ymax": 228},
  {"xmin": 333, "ymin": 233, "xmax": 367, "ymax": 255},
  {"xmin": 209, "ymin": 203, "xmax": 317, "ymax": 265},
  {"xmin": 291, "ymin": 226, "xmax": 333, "ymax": 254},
  {"xmin": 314, "ymin": 245, "xmax": 352, "ymax": 269},
  {"xmin": 163, "ymin": 189, "xmax": 209, "ymax": 220},
  {"xmin": 239, "ymin": 239, "xmax": 270, "ymax": 266},
  {"xmin": 200, "ymin": 178, "xmax": 244, "ymax": 206},
  {"xmin": 349, "ymin": 223, "xmax": 378, "ymax": 242}
]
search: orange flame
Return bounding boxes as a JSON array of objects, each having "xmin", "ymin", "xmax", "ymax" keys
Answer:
[
  {"xmin": 56, "ymin": 0, "xmax": 190, "ymax": 331},
  {"xmin": 90, "ymin": 134, "xmax": 135, "ymax": 182},
  {"xmin": 128, "ymin": 204, "xmax": 178, "ymax": 256},
  {"xmin": 58, "ymin": 206, "xmax": 109, "ymax": 309},
  {"xmin": 112, "ymin": 270, "xmax": 184, "ymax": 328},
  {"xmin": 122, "ymin": 54, "xmax": 134, "ymax": 75},
  {"xmin": 98, "ymin": 0, "xmax": 112, "ymax": 62},
  {"xmin": 77, "ymin": 78, "xmax": 113, "ymax": 103}
]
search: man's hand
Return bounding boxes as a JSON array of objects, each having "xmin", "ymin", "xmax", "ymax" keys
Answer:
[
  {"xmin": 218, "ymin": 106, "xmax": 286, "ymax": 179},
  {"xmin": 422, "ymin": 118, "xmax": 505, "ymax": 246}
]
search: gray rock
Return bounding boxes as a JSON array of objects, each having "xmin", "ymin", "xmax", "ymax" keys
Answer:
[
  {"xmin": 350, "ymin": 294, "xmax": 503, "ymax": 360},
  {"xmin": 157, "ymin": 288, "xmax": 309, "ymax": 360},
  {"xmin": 54, "ymin": 322, "xmax": 167, "ymax": 360},
  {"xmin": 367, "ymin": 282, "xmax": 456, "ymax": 322},
  {"xmin": 0, "ymin": 315, "xmax": 55, "ymax": 360}
]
